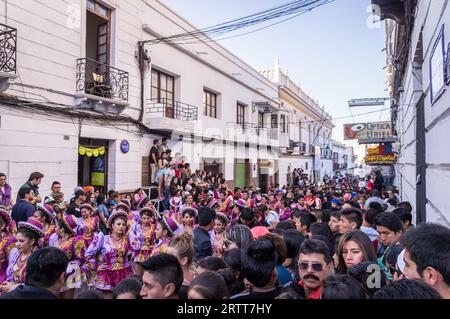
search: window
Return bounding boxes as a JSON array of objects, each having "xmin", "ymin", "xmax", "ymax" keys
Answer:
[
  {"xmin": 237, "ymin": 103, "xmax": 246, "ymax": 128},
  {"xmin": 86, "ymin": 0, "xmax": 112, "ymax": 65},
  {"xmin": 258, "ymin": 112, "xmax": 264, "ymax": 128},
  {"xmin": 430, "ymin": 25, "xmax": 446, "ymax": 104},
  {"xmin": 151, "ymin": 69, "xmax": 175, "ymax": 103},
  {"xmin": 204, "ymin": 90, "xmax": 217, "ymax": 118},
  {"xmin": 305, "ymin": 162, "xmax": 308, "ymax": 170},
  {"xmin": 271, "ymin": 114, "xmax": 278, "ymax": 128},
  {"xmin": 280, "ymin": 115, "xmax": 287, "ymax": 133}
]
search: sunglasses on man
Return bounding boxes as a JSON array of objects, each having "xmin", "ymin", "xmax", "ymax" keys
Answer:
[{"xmin": 298, "ymin": 261, "xmax": 324, "ymax": 272}]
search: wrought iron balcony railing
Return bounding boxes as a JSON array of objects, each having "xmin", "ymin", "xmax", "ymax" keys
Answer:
[
  {"xmin": 147, "ymin": 98, "xmax": 198, "ymax": 121},
  {"xmin": 0, "ymin": 23, "xmax": 17, "ymax": 74},
  {"xmin": 227, "ymin": 122, "xmax": 271, "ymax": 137},
  {"xmin": 76, "ymin": 58, "xmax": 129, "ymax": 103}
]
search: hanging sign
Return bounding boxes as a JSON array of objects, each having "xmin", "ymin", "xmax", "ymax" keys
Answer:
[
  {"xmin": 344, "ymin": 122, "xmax": 392, "ymax": 140},
  {"xmin": 79, "ymin": 146, "xmax": 105, "ymax": 157}
]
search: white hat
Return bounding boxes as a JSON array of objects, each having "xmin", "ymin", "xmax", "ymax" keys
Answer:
[{"xmin": 397, "ymin": 249, "xmax": 406, "ymax": 276}]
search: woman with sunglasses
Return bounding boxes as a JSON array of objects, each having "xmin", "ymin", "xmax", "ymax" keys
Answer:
[
  {"xmin": 49, "ymin": 214, "xmax": 88, "ymax": 299},
  {"xmin": 336, "ymin": 230, "xmax": 377, "ymax": 274}
]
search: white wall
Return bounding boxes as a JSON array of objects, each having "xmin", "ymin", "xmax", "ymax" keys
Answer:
[{"xmin": 278, "ymin": 157, "xmax": 313, "ymax": 186}]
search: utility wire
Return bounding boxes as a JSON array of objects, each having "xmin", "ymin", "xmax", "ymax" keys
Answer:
[{"xmin": 141, "ymin": 0, "xmax": 335, "ymax": 45}]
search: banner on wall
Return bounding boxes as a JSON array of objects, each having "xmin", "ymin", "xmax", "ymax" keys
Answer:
[
  {"xmin": 91, "ymin": 156, "xmax": 105, "ymax": 187},
  {"xmin": 79, "ymin": 146, "xmax": 105, "ymax": 157}
]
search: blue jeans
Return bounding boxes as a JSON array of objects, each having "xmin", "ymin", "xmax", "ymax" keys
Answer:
[{"xmin": 163, "ymin": 186, "xmax": 170, "ymax": 211}]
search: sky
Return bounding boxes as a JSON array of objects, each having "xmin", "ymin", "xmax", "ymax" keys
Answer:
[{"xmin": 161, "ymin": 0, "xmax": 390, "ymax": 144}]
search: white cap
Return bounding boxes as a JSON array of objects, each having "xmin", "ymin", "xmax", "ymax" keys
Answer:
[{"xmin": 397, "ymin": 248, "xmax": 406, "ymax": 276}]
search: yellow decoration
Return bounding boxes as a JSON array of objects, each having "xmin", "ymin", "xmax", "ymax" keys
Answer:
[{"xmin": 78, "ymin": 146, "xmax": 106, "ymax": 157}]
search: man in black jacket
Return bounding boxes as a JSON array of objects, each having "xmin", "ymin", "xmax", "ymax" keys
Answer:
[
  {"xmin": 1, "ymin": 247, "xmax": 68, "ymax": 299},
  {"xmin": 193, "ymin": 206, "xmax": 216, "ymax": 261}
]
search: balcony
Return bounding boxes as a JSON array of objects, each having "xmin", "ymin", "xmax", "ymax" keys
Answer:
[
  {"xmin": 146, "ymin": 98, "xmax": 198, "ymax": 133},
  {"xmin": 0, "ymin": 23, "xmax": 17, "ymax": 92},
  {"xmin": 371, "ymin": 0, "xmax": 405, "ymax": 24},
  {"xmin": 75, "ymin": 58, "xmax": 129, "ymax": 114},
  {"xmin": 227, "ymin": 122, "xmax": 272, "ymax": 145}
]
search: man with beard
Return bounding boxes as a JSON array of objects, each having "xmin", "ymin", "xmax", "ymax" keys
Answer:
[{"xmin": 286, "ymin": 239, "xmax": 333, "ymax": 299}]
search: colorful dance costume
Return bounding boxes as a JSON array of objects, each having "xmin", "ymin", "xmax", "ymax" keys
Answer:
[
  {"xmin": 149, "ymin": 237, "xmax": 170, "ymax": 257},
  {"xmin": 77, "ymin": 216, "xmax": 100, "ymax": 247},
  {"xmin": 0, "ymin": 234, "xmax": 17, "ymax": 283},
  {"xmin": 40, "ymin": 224, "xmax": 56, "ymax": 247},
  {"xmin": 4, "ymin": 217, "xmax": 45, "ymax": 288},
  {"xmin": 49, "ymin": 233, "xmax": 87, "ymax": 291},
  {"xmin": 130, "ymin": 221, "xmax": 156, "ymax": 263},
  {"xmin": 5, "ymin": 248, "xmax": 31, "ymax": 287},
  {"xmin": 85, "ymin": 232, "xmax": 139, "ymax": 291}
]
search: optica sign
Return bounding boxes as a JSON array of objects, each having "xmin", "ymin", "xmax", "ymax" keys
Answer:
[{"xmin": 344, "ymin": 122, "xmax": 392, "ymax": 140}]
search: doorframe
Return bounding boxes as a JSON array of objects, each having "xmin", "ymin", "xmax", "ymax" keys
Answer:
[
  {"xmin": 78, "ymin": 138, "xmax": 109, "ymax": 193},
  {"xmin": 415, "ymin": 94, "xmax": 427, "ymax": 225}
]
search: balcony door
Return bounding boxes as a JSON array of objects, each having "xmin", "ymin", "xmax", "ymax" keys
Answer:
[
  {"xmin": 86, "ymin": 0, "xmax": 111, "ymax": 64},
  {"xmin": 85, "ymin": 0, "xmax": 112, "ymax": 97},
  {"xmin": 151, "ymin": 69, "xmax": 175, "ymax": 118}
]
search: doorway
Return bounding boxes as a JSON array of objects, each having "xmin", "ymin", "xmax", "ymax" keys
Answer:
[{"xmin": 78, "ymin": 138, "xmax": 109, "ymax": 193}]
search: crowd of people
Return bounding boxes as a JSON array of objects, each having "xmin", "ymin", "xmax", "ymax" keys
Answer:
[{"xmin": 1, "ymin": 159, "xmax": 450, "ymax": 299}]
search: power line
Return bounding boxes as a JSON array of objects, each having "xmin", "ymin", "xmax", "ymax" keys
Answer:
[{"xmin": 141, "ymin": 0, "xmax": 335, "ymax": 45}]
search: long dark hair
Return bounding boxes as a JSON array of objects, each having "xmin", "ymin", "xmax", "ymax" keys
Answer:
[{"xmin": 336, "ymin": 230, "xmax": 377, "ymax": 274}]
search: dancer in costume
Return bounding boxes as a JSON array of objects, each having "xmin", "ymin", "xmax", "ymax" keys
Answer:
[
  {"xmin": 0, "ymin": 217, "xmax": 44, "ymax": 295},
  {"xmin": 49, "ymin": 214, "xmax": 87, "ymax": 299},
  {"xmin": 85, "ymin": 209, "xmax": 139, "ymax": 298},
  {"xmin": 0, "ymin": 209, "xmax": 17, "ymax": 284}
]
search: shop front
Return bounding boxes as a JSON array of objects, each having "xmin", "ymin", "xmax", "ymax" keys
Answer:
[{"xmin": 78, "ymin": 138, "xmax": 109, "ymax": 193}]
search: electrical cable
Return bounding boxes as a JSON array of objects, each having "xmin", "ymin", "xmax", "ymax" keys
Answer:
[{"xmin": 140, "ymin": 0, "xmax": 335, "ymax": 45}]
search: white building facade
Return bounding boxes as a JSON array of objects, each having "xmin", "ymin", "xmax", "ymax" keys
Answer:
[
  {"xmin": 376, "ymin": 0, "xmax": 450, "ymax": 226},
  {"xmin": 260, "ymin": 62, "xmax": 334, "ymax": 186},
  {"xmin": 0, "ymin": 0, "xmax": 283, "ymax": 199}
]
